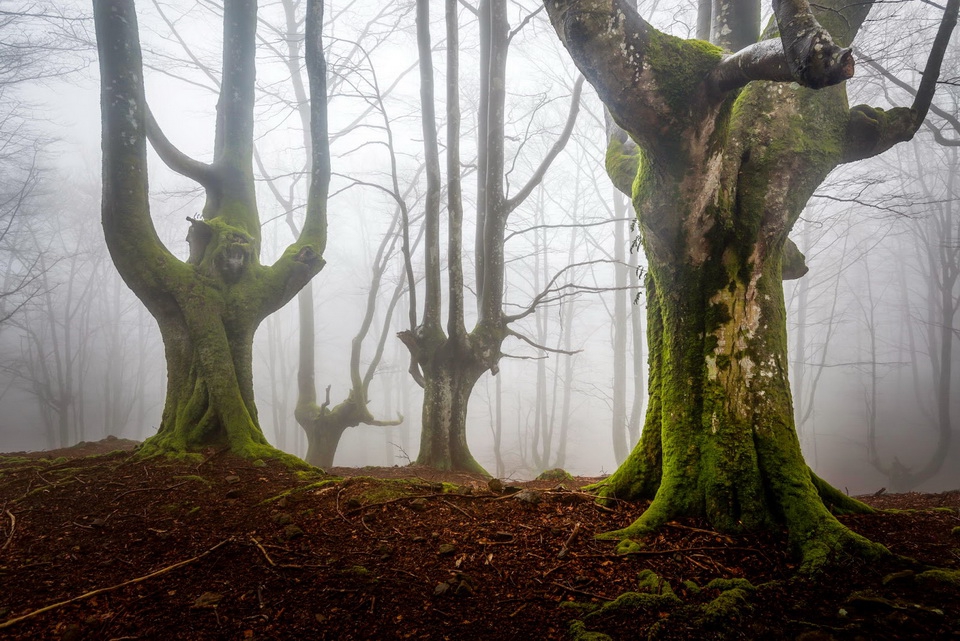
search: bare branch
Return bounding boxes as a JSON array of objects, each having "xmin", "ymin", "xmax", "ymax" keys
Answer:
[
  {"xmin": 861, "ymin": 56, "xmax": 960, "ymax": 145},
  {"xmin": 507, "ymin": 6, "xmax": 545, "ymax": 43},
  {"xmin": 505, "ymin": 76, "xmax": 584, "ymax": 214},
  {"xmin": 842, "ymin": 0, "xmax": 959, "ymax": 162},
  {"xmin": 505, "ymin": 328, "xmax": 582, "ymax": 356},
  {"xmin": 458, "ymin": 0, "xmax": 479, "ymax": 17},
  {"xmin": 505, "ymin": 259, "xmax": 632, "ymax": 323},
  {"xmin": 505, "ymin": 218, "xmax": 633, "ymax": 243}
]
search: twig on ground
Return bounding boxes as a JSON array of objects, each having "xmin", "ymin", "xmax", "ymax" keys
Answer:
[
  {"xmin": 664, "ymin": 522, "xmax": 724, "ymax": 537},
  {"xmin": 335, "ymin": 488, "xmax": 349, "ymax": 525},
  {"xmin": 0, "ymin": 538, "xmax": 233, "ymax": 630},
  {"xmin": 440, "ymin": 498, "xmax": 474, "ymax": 520},
  {"xmin": 558, "ymin": 522, "xmax": 581, "ymax": 559},
  {"xmin": 551, "ymin": 582, "xmax": 611, "ymax": 601},
  {"xmin": 1, "ymin": 510, "xmax": 14, "ymax": 551},
  {"xmin": 196, "ymin": 446, "xmax": 231, "ymax": 469},
  {"xmin": 251, "ymin": 537, "xmax": 276, "ymax": 566},
  {"xmin": 111, "ymin": 480, "xmax": 190, "ymax": 503}
]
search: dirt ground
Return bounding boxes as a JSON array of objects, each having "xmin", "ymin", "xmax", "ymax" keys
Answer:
[{"xmin": 0, "ymin": 438, "xmax": 958, "ymax": 640}]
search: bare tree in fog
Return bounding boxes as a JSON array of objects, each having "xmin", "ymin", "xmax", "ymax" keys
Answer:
[
  {"xmin": 398, "ymin": 0, "xmax": 583, "ymax": 473},
  {"xmin": 250, "ymin": 0, "xmax": 412, "ymax": 467},
  {"xmin": 863, "ymin": 137, "xmax": 959, "ymax": 491},
  {"xmin": 0, "ymin": 3, "xmax": 91, "ymax": 329}
]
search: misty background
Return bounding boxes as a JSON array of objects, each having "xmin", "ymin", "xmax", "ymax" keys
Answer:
[{"xmin": 0, "ymin": 0, "xmax": 957, "ymax": 494}]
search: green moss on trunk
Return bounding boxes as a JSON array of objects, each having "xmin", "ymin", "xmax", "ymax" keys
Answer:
[{"xmin": 592, "ymin": 61, "xmax": 887, "ymax": 571}]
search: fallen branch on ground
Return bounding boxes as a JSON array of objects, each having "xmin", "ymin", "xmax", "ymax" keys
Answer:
[
  {"xmin": 1, "ymin": 510, "xmax": 14, "ymax": 551},
  {"xmin": 0, "ymin": 538, "xmax": 233, "ymax": 630}
]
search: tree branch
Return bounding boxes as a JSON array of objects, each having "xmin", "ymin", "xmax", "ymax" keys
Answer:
[
  {"xmin": 505, "ymin": 259, "xmax": 629, "ymax": 323},
  {"xmin": 505, "ymin": 75, "xmax": 584, "ymax": 214},
  {"xmin": 94, "ymin": 0, "xmax": 183, "ymax": 301},
  {"xmin": 771, "ymin": 0, "xmax": 854, "ymax": 89},
  {"xmin": 145, "ymin": 106, "xmax": 217, "ymax": 187},
  {"xmin": 709, "ymin": 39, "xmax": 794, "ymax": 93},
  {"xmin": 260, "ymin": 0, "xmax": 329, "ymax": 315},
  {"xmin": 507, "ymin": 6, "xmax": 545, "ymax": 43},
  {"xmin": 861, "ymin": 55, "xmax": 960, "ymax": 145},
  {"xmin": 841, "ymin": 0, "xmax": 959, "ymax": 162},
  {"xmin": 505, "ymin": 328, "xmax": 582, "ymax": 356}
]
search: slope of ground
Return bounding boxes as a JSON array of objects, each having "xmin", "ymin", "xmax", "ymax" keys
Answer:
[{"xmin": 0, "ymin": 439, "xmax": 958, "ymax": 640}]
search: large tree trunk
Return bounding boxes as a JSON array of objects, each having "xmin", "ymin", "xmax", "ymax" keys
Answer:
[
  {"xmin": 402, "ymin": 330, "xmax": 488, "ymax": 474},
  {"xmin": 544, "ymin": 0, "xmax": 957, "ymax": 568},
  {"xmin": 598, "ymin": 94, "xmax": 881, "ymax": 563},
  {"xmin": 150, "ymin": 297, "xmax": 269, "ymax": 455}
]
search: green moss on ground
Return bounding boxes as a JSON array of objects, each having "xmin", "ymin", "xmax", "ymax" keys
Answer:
[
  {"xmin": 259, "ymin": 479, "xmax": 338, "ymax": 505},
  {"xmin": 568, "ymin": 620, "xmax": 613, "ymax": 641},
  {"xmin": 536, "ymin": 468, "xmax": 575, "ymax": 482},
  {"xmin": 916, "ymin": 569, "xmax": 960, "ymax": 587},
  {"xmin": 701, "ymin": 587, "xmax": 751, "ymax": 623},
  {"xmin": 705, "ymin": 577, "xmax": 755, "ymax": 592}
]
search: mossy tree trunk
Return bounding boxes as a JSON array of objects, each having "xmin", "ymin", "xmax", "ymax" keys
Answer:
[
  {"xmin": 94, "ymin": 0, "xmax": 331, "ymax": 460},
  {"xmin": 544, "ymin": 0, "xmax": 957, "ymax": 568}
]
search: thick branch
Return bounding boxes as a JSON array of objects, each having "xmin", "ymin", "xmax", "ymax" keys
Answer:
[
  {"xmin": 861, "ymin": 52, "xmax": 960, "ymax": 146},
  {"xmin": 94, "ymin": 0, "xmax": 182, "ymax": 302},
  {"xmin": 417, "ymin": 0, "xmax": 443, "ymax": 331},
  {"xmin": 841, "ymin": 0, "xmax": 959, "ymax": 162},
  {"xmin": 446, "ymin": 0, "xmax": 467, "ymax": 340},
  {"xmin": 145, "ymin": 106, "xmax": 217, "ymax": 187},
  {"xmin": 505, "ymin": 328, "xmax": 582, "ymax": 356},
  {"xmin": 771, "ymin": 0, "xmax": 854, "ymax": 89},
  {"xmin": 709, "ymin": 39, "xmax": 793, "ymax": 92},
  {"xmin": 261, "ymin": 0, "xmax": 329, "ymax": 315},
  {"xmin": 213, "ymin": 0, "xmax": 257, "ymax": 165}
]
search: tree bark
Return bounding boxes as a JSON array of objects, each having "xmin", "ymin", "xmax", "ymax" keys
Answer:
[{"xmin": 544, "ymin": 0, "xmax": 957, "ymax": 568}]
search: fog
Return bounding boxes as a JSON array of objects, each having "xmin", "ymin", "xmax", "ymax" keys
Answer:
[{"xmin": 0, "ymin": 0, "xmax": 957, "ymax": 495}]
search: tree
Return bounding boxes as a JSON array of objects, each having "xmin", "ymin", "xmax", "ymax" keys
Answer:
[
  {"xmin": 247, "ymin": 0, "xmax": 411, "ymax": 468},
  {"xmin": 542, "ymin": 0, "xmax": 958, "ymax": 568},
  {"xmin": 866, "ymin": 136, "xmax": 959, "ymax": 491},
  {"xmin": 399, "ymin": 0, "xmax": 583, "ymax": 473},
  {"xmin": 0, "ymin": 3, "xmax": 89, "ymax": 329},
  {"xmin": 93, "ymin": 0, "xmax": 330, "ymax": 460}
]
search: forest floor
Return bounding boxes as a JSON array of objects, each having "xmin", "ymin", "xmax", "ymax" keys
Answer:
[{"xmin": 0, "ymin": 438, "xmax": 958, "ymax": 640}]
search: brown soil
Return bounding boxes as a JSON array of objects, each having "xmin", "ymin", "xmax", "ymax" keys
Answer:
[{"xmin": 0, "ymin": 438, "xmax": 958, "ymax": 640}]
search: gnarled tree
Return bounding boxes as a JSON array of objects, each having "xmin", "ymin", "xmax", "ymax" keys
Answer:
[
  {"xmin": 543, "ymin": 0, "xmax": 958, "ymax": 568},
  {"xmin": 94, "ymin": 0, "xmax": 330, "ymax": 460}
]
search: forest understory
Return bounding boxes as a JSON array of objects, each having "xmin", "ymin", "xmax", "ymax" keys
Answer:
[{"xmin": 0, "ymin": 438, "xmax": 958, "ymax": 640}]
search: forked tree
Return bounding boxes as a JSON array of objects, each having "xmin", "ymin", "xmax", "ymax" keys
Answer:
[
  {"xmin": 400, "ymin": 0, "xmax": 583, "ymax": 473},
  {"xmin": 543, "ymin": 0, "xmax": 957, "ymax": 569},
  {"xmin": 93, "ymin": 0, "xmax": 330, "ymax": 461}
]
